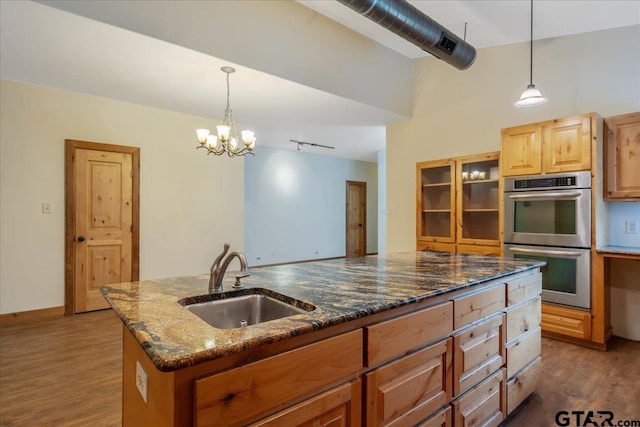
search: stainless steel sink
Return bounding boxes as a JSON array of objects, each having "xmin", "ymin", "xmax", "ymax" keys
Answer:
[{"xmin": 182, "ymin": 290, "xmax": 315, "ymax": 329}]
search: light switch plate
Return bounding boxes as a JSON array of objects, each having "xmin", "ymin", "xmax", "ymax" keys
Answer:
[
  {"xmin": 625, "ymin": 220, "xmax": 638, "ymax": 235},
  {"xmin": 135, "ymin": 360, "xmax": 148, "ymax": 403}
]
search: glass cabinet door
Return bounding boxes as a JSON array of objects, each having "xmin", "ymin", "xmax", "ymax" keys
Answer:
[
  {"xmin": 417, "ymin": 161, "xmax": 455, "ymax": 242},
  {"xmin": 457, "ymin": 155, "xmax": 500, "ymax": 243}
]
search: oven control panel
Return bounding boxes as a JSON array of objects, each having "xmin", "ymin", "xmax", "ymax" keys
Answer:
[{"xmin": 504, "ymin": 171, "xmax": 592, "ymax": 192}]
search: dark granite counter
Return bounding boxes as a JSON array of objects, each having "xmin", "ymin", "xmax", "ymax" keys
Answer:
[{"xmin": 101, "ymin": 251, "xmax": 543, "ymax": 372}]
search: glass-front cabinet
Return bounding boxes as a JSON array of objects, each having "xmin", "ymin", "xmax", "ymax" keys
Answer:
[
  {"xmin": 417, "ymin": 152, "xmax": 501, "ymax": 255},
  {"xmin": 457, "ymin": 153, "xmax": 500, "ymax": 245},
  {"xmin": 416, "ymin": 160, "xmax": 455, "ymax": 244}
]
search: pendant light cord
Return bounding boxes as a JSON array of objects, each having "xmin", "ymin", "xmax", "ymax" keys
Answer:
[{"xmin": 529, "ymin": 0, "xmax": 533, "ymax": 85}]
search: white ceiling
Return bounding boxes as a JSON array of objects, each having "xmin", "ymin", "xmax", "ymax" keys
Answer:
[{"xmin": 2, "ymin": 1, "xmax": 639, "ymax": 162}]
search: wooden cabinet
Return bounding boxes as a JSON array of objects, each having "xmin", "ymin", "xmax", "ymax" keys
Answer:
[
  {"xmin": 417, "ymin": 160, "xmax": 456, "ymax": 245},
  {"xmin": 451, "ymin": 368, "xmax": 506, "ymax": 427},
  {"xmin": 417, "ymin": 153, "xmax": 501, "ymax": 255},
  {"xmin": 194, "ymin": 331, "xmax": 362, "ymax": 426},
  {"xmin": 250, "ymin": 381, "xmax": 361, "ymax": 427},
  {"xmin": 604, "ymin": 112, "xmax": 640, "ymax": 200},
  {"xmin": 364, "ymin": 339, "xmax": 451, "ymax": 426},
  {"xmin": 502, "ymin": 273, "xmax": 542, "ymax": 415},
  {"xmin": 502, "ymin": 113, "xmax": 593, "ymax": 176},
  {"xmin": 541, "ymin": 303, "xmax": 592, "ymax": 340}
]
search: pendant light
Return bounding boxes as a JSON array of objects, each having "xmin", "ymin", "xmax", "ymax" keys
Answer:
[{"xmin": 515, "ymin": 0, "xmax": 548, "ymax": 107}]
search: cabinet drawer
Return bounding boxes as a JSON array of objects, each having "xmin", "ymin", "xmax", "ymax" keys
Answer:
[
  {"xmin": 453, "ymin": 284, "xmax": 505, "ymax": 330},
  {"xmin": 249, "ymin": 380, "xmax": 361, "ymax": 427},
  {"xmin": 506, "ymin": 272, "xmax": 542, "ymax": 306},
  {"xmin": 194, "ymin": 330, "xmax": 363, "ymax": 427},
  {"xmin": 505, "ymin": 328, "xmax": 541, "ymax": 379},
  {"xmin": 505, "ymin": 297, "xmax": 541, "ymax": 343},
  {"xmin": 451, "ymin": 368, "xmax": 505, "ymax": 427},
  {"xmin": 507, "ymin": 356, "xmax": 541, "ymax": 415},
  {"xmin": 366, "ymin": 302, "xmax": 453, "ymax": 366},
  {"xmin": 365, "ymin": 339, "xmax": 451, "ymax": 427},
  {"xmin": 541, "ymin": 303, "xmax": 592, "ymax": 340},
  {"xmin": 417, "ymin": 406, "xmax": 451, "ymax": 427},
  {"xmin": 452, "ymin": 314, "xmax": 504, "ymax": 397}
]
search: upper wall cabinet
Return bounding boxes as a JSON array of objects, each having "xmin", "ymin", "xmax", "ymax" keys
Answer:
[
  {"xmin": 501, "ymin": 114, "xmax": 594, "ymax": 177},
  {"xmin": 604, "ymin": 112, "xmax": 640, "ymax": 200}
]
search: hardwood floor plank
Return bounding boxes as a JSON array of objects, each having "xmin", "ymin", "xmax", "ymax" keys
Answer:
[
  {"xmin": 0, "ymin": 310, "xmax": 121, "ymax": 426},
  {"xmin": 1, "ymin": 309, "xmax": 638, "ymax": 426}
]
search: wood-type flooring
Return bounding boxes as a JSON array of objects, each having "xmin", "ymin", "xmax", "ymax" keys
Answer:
[{"xmin": 1, "ymin": 310, "xmax": 638, "ymax": 426}]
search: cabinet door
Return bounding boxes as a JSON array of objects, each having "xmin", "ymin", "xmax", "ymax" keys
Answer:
[
  {"xmin": 501, "ymin": 124, "xmax": 541, "ymax": 176},
  {"xmin": 542, "ymin": 115, "xmax": 592, "ymax": 173},
  {"xmin": 249, "ymin": 380, "xmax": 361, "ymax": 427},
  {"xmin": 365, "ymin": 339, "xmax": 452, "ymax": 427},
  {"xmin": 604, "ymin": 112, "xmax": 640, "ymax": 200},
  {"xmin": 451, "ymin": 368, "xmax": 505, "ymax": 427},
  {"xmin": 456, "ymin": 152, "xmax": 501, "ymax": 247},
  {"xmin": 417, "ymin": 160, "xmax": 455, "ymax": 244}
]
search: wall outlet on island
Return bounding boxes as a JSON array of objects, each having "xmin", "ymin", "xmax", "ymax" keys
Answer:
[
  {"xmin": 625, "ymin": 220, "xmax": 638, "ymax": 235},
  {"xmin": 136, "ymin": 360, "xmax": 148, "ymax": 403}
]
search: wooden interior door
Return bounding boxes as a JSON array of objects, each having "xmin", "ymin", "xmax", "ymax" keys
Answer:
[
  {"xmin": 65, "ymin": 140, "xmax": 140, "ymax": 314},
  {"xmin": 346, "ymin": 181, "xmax": 366, "ymax": 258}
]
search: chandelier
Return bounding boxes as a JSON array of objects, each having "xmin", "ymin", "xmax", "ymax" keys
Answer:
[
  {"xmin": 196, "ymin": 66, "xmax": 256, "ymax": 157},
  {"xmin": 514, "ymin": 0, "xmax": 548, "ymax": 107}
]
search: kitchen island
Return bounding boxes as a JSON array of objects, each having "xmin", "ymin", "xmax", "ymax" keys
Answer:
[{"xmin": 102, "ymin": 251, "xmax": 544, "ymax": 427}]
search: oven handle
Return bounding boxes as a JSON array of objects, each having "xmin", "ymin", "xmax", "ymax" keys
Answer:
[
  {"xmin": 508, "ymin": 191, "xmax": 583, "ymax": 201},
  {"xmin": 508, "ymin": 247, "xmax": 584, "ymax": 258}
]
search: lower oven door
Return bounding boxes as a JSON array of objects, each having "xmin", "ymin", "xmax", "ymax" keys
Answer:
[{"xmin": 504, "ymin": 244, "xmax": 591, "ymax": 309}]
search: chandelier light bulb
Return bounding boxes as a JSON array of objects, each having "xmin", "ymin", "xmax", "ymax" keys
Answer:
[{"xmin": 196, "ymin": 129, "xmax": 210, "ymax": 144}]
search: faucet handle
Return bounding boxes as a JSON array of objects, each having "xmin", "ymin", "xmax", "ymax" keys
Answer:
[{"xmin": 233, "ymin": 274, "xmax": 250, "ymax": 288}]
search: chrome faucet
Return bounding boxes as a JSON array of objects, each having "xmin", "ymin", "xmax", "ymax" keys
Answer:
[{"xmin": 209, "ymin": 243, "xmax": 248, "ymax": 292}]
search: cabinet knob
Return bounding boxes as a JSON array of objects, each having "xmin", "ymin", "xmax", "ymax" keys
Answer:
[{"xmin": 77, "ymin": 236, "xmax": 85, "ymax": 242}]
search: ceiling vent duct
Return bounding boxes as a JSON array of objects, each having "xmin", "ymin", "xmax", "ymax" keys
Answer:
[{"xmin": 336, "ymin": 0, "xmax": 476, "ymax": 70}]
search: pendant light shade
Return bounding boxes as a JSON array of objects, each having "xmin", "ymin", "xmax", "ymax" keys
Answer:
[{"xmin": 515, "ymin": 0, "xmax": 547, "ymax": 107}]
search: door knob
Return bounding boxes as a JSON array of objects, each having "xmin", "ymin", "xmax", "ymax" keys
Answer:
[{"xmin": 77, "ymin": 236, "xmax": 85, "ymax": 242}]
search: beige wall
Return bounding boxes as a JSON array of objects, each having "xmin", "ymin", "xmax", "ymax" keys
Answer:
[
  {"xmin": 386, "ymin": 25, "xmax": 640, "ymax": 253},
  {"xmin": 0, "ymin": 80, "xmax": 244, "ymax": 314}
]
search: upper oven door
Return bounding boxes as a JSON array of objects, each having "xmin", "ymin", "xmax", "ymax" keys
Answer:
[{"xmin": 504, "ymin": 188, "xmax": 591, "ymax": 248}]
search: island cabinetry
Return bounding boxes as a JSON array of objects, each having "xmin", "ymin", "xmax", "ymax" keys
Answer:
[
  {"xmin": 451, "ymin": 368, "xmax": 506, "ymax": 427},
  {"xmin": 417, "ymin": 153, "xmax": 501, "ymax": 256},
  {"xmin": 195, "ymin": 330, "xmax": 362, "ymax": 427},
  {"xmin": 501, "ymin": 113, "xmax": 593, "ymax": 176},
  {"xmin": 363, "ymin": 302, "xmax": 453, "ymax": 426},
  {"xmin": 604, "ymin": 112, "xmax": 640, "ymax": 200},
  {"xmin": 502, "ymin": 272, "xmax": 542, "ymax": 415}
]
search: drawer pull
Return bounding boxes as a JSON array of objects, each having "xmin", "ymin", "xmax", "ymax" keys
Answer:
[{"xmin": 220, "ymin": 393, "xmax": 236, "ymax": 403}]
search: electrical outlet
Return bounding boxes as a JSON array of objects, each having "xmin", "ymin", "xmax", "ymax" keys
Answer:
[
  {"xmin": 42, "ymin": 202, "xmax": 51, "ymax": 214},
  {"xmin": 625, "ymin": 220, "xmax": 638, "ymax": 235},
  {"xmin": 136, "ymin": 360, "xmax": 148, "ymax": 403}
]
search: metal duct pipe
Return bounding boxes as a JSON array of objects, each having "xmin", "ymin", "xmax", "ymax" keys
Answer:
[{"xmin": 336, "ymin": 0, "xmax": 476, "ymax": 70}]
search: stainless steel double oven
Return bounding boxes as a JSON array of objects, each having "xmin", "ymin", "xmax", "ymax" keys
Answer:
[{"xmin": 503, "ymin": 171, "xmax": 591, "ymax": 309}]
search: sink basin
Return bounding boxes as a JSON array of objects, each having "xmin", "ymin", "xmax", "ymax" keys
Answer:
[{"xmin": 180, "ymin": 289, "xmax": 315, "ymax": 329}]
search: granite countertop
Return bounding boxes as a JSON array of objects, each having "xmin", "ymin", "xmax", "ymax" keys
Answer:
[
  {"xmin": 597, "ymin": 245, "xmax": 640, "ymax": 256},
  {"xmin": 101, "ymin": 251, "xmax": 543, "ymax": 372}
]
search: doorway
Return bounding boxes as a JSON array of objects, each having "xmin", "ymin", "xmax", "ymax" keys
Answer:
[
  {"xmin": 65, "ymin": 140, "xmax": 140, "ymax": 315},
  {"xmin": 346, "ymin": 181, "xmax": 366, "ymax": 258}
]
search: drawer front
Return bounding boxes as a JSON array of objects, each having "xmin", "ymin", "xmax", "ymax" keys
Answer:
[
  {"xmin": 506, "ymin": 272, "xmax": 542, "ymax": 306},
  {"xmin": 366, "ymin": 339, "xmax": 451, "ymax": 427},
  {"xmin": 453, "ymin": 284, "xmax": 505, "ymax": 330},
  {"xmin": 505, "ymin": 297, "xmax": 541, "ymax": 343},
  {"xmin": 249, "ymin": 380, "xmax": 361, "ymax": 427},
  {"xmin": 541, "ymin": 303, "xmax": 592, "ymax": 340},
  {"xmin": 416, "ymin": 406, "xmax": 451, "ymax": 427},
  {"xmin": 453, "ymin": 314, "xmax": 504, "ymax": 397},
  {"xmin": 194, "ymin": 330, "xmax": 363, "ymax": 427},
  {"xmin": 366, "ymin": 302, "xmax": 453, "ymax": 366},
  {"xmin": 452, "ymin": 368, "xmax": 505, "ymax": 427},
  {"xmin": 505, "ymin": 328, "xmax": 541, "ymax": 379},
  {"xmin": 507, "ymin": 356, "xmax": 541, "ymax": 415}
]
